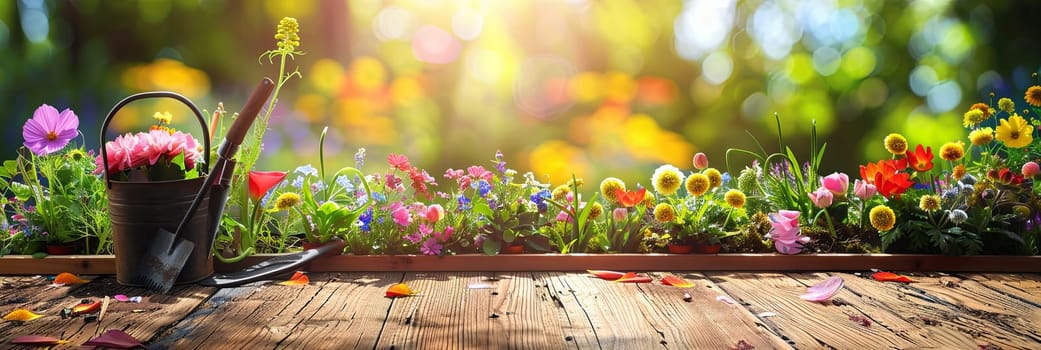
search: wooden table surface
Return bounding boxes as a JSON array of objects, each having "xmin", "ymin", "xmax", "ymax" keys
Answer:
[{"xmin": 2, "ymin": 271, "xmax": 1039, "ymax": 349}]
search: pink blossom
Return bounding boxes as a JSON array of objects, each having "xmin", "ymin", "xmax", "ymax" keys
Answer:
[
  {"xmin": 853, "ymin": 179, "xmax": 877, "ymax": 200},
  {"xmin": 613, "ymin": 208, "xmax": 628, "ymax": 221},
  {"xmin": 388, "ymin": 153, "xmax": 411, "ymax": 172},
  {"xmin": 768, "ymin": 210, "xmax": 810, "ymax": 255},
  {"xmin": 467, "ymin": 165, "xmax": 493, "ymax": 182},
  {"xmin": 425, "ymin": 204, "xmax": 445, "ymax": 222},
  {"xmin": 444, "ymin": 168, "xmax": 464, "ymax": 180},
  {"xmin": 808, "ymin": 187, "xmax": 834, "ymax": 208},
  {"xmin": 390, "ymin": 202, "xmax": 412, "ymax": 227},
  {"xmin": 1023, "ymin": 162, "xmax": 1040, "ymax": 178},
  {"xmin": 556, "ymin": 210, "xmax": 573, "ymax": 223},
  {"xmin": 821, "ymin": 172, "xmax": 848, "ymax": 196},
  {"xmin": 420, "ymin": 238, "xmax": 443, "ymax": 255},
  {"xmin": 692, "ymin": 152, "xmax": 709, "ymax": 170},
  {"xmin": 437, "ymin": 226, "xmax": 454, "ymax": 241}
]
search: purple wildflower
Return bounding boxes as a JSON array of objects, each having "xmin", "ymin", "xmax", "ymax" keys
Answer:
[
  {"xmin": 23, "ymin": 104, "xmax": 79, "ymax": 156},
  {"xmin": 420, "ymin": 238, "xmax": 443, "ymax": 255}
]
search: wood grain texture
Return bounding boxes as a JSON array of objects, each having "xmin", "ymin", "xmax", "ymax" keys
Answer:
[
  {"xmin": 0, "ymin": 276, "xmax": 213, "ymax": 347},
  {"xmin": 375, "ymin": 272, "xmax": 573, "ymax": 349}
]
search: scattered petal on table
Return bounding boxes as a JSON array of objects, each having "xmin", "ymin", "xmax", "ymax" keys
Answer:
[
  {"xmin": 587, "ymin": 270, "xmax": 626, "ymax": 281},
  {"xmin": 661, "ymin": 275, "xmax": 695, "ymax": 288},
  {"xmin": 800, "ymin": 276, "xmax": 844, "ymax": 302},
  {"xmin": 729, "ymin": 340, "xmax": 756, "ymax": 350},
  {"xmin": 52, "ymin": 272, "xmax": 88, "ymax": 286},
  {"xmin": 278, "ymin": 271, "xmax": 309, "ymax": 286},
  {"xmin": 615, "ymin": 272, "xmax": 652, "ymax": 283},
  {"xmin": 716, "ymin": 295, "xmax": 737, "ymax": 305},
  {"xmin": 82, "ymin": 329, "xmax": 144, "ymax": 349},
  {"xmin": 467, "ymin": 283, "xmax": 493, "ymax": 289},
  {"xmin": 72, "ymin": 301, "xmax": 101, "ymax": 315},
  {"xmin": 3, "ymin": 309, "xmax": 42, "ymax": 321},
  {"xmin": 386, "ymin": 283, "xmax": 416, "ymax": 298},
  {"xmin": 11, "ymin": 335, "xmax": 68, "ymax": 346},
  {"xmin": 756, "ymin": 312, "xmax": 777, "ymax": 317},
  {"xmin": 872, "ymin": 271, "xmax": 914, "ymax": 283}
]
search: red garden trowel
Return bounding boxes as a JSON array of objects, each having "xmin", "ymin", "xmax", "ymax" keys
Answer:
[{"xmin": 138, "ymin": 78, "xmax": 275, "ymax": 293}]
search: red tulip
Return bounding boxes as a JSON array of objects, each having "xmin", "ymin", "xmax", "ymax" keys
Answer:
[
  {"xmin": 905, "ymin": 144, "xmax": 934, "ymax": 172},
  {"xmin": 614, "ymin": 188, "xmax": 647, "ymax": 208},
  {"xmin": 249, "ymin": 170, "xmax": 287, "ymax": 201}
]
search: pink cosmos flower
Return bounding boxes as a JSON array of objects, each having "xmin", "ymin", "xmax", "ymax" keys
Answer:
[
  {"xmin": 23, "ymin": 104, "xmax": 79, "ymax": 156},
  {"xmin": 444, "ymin": 168, "xmax": 464, "ymax": 180},
  {"xmin": 820, "ymin": 172, "xmax": 848, "ymax": 196},
  {"xmin": 388, "ymin": 153, "xmax": 411, "ymax": 172},
  {"xmin": 853, "ymin": 179, "xmax": 877, "ymax": 200},
  {"xmin": 391, "ymin": 202, "xmax": 412, "ymax": 227},
  {"xmin": 420, "ymin": 238, "xmax": 443, "ymax": 255},
  {"xmin": 808, "ymin": 187, "xmax": 834, "ymax": 208},
  {"xmin": 467, "ymin": 166, "xmax": 493, "ymax": 182}
]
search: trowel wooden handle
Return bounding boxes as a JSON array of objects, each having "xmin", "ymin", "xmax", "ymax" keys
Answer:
[{"xmin": 225, "ymin": 78, "xmax": 275, "ymax": 146}]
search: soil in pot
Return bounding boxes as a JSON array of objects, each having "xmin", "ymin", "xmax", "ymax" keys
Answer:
[{"xmin": 45, "ymin": 244, "xmax": 76, "ymax": 255}]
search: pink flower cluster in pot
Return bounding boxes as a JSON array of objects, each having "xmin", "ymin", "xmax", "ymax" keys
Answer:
[
  {"xmin": 767, "ymin": 210, "xmax": 811, "ymax": 254},
  {"xmin": 94, "ymin": 130, "xmax": 202, "ymax": 176}
]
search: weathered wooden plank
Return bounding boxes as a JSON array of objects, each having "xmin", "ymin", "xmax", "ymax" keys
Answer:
[
  {"xmin": 709, "ymin": 272, "xmax": 918, "ymax": 349},
  {"xmin": 787, "ymin": 272, "xmax": 977, "ymax": 348},
  {"xmin": 152, "ymin": 272, "xmax": 403, "ymax": 349},
  {"xmin": 537, "ymin": 272, "xmax": 598, "ymax": 349},
  {"xmin": 648, "ymin": 272, "xmax": 792, "ymax": 349},
  {"xmin": 959, "ymin": 273, "xmax": 1041, "ymax": 307},
  {"xmin": 5, "ymin": 254, "xmax": 1041, "ymax": 275},
  {"xmin": 0, "ymin": 276, "xmax": 213, "ymax": 347},
  {"xmin": 376, "ymin": 272, "xmax": 573, "ymax": 349}
]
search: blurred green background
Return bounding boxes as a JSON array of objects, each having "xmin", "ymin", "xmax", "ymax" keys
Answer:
[{"xmin": 2, "ymin": 0, "xmax": 1039, "ymax": 185}]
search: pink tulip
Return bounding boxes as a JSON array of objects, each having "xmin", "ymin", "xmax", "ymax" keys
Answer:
[
  {"xmin": 808, "ymin": 187, "xmax": 834, "ymax": 208},
  {"xmin": 767, "ymin": 210, "xmax": 810, "ymax": 255},
  {"xmin": 613, "ymin": 208, "xmax": 628, "ymax": 221},
  {"xmin": 1023, "ymin": 162, "xmax": 1040, "ymax": 178},
  {"xmin": 692, "ymin": 152, "xmax": 709, "ymax": 170},
  {"xmin": 853, "ymin": 179, "xmax": 877, "ymax": 200},
  {"xmin": 821, "ymin": 172, "xmax": 848, "ymax": 196}
]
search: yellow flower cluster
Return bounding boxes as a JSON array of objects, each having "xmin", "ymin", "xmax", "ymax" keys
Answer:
[{"xmin": 276, "ymin": 17, "xmax": 301, "ymax": 52}]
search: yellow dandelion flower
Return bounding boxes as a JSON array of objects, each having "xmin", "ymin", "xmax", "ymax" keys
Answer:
[
  {"xmin": 952, "ymin": 164, "xmax": 966, "ymax": 180},
  {"xmin": 919, "ymin": 194, "xmax": 941, "ymax": 212},
  {"xmin": 869, "ymin": 205, "xmax": 896, "ymax": 232},
  {"xmin": 653, "ymin": 203, "xmax": 677, "ymax": 223},
  {"xmin": 883, "ymin": 133, "xmax": 908, "ymax": 155},
  {"xmin": 685, "ymin": 173, "xmax": 710, "ymax": 196},
  {"xmin": 995, "ymin": 114, "xmax": 1034, "ymax": 148},
  {"xmin": 962, "ymin": 109, "xmax": 986, "ymax": 128},
  {"xmin": 969, "ymin": 127, "xmax": 994, "ymax": 146},
  {"xmin": 651, "ymin": 165, "xmax": 684, "ymax": 195},
  {"xmin": 998, "ymin": 97, "xmax": 1015, "ymax": 113},
  {"xmin": 724, "ymin": 189, "xmax": 746, "ymax": 209},
  {"xmin": 599, "ymin": 177, "xmax": 626, "ymax": 203},
  {"xmin": 587, "ymin": 202, "xmax": 604, "ymax": 220},
  {"xmin": 274, "ymin": 193, "xmax": 301, "ymax": 211},
  {"xmin": 552, "ymin": 184, "xmax": 572, "ymax": 201},
  {"xmin": 1026, "ymin": 85, "xmax": 1041, "ymax": 107},
  {"xmin": 939, "ymin": 141, "xmax": 965, "ymax": 161},
  {"xmin": 642, "ymin": 191, "xmax": 656, "ymax": 208},
  {"xmin": 703, "ymin": 168, "xmax": 723, "ymax": 189}
]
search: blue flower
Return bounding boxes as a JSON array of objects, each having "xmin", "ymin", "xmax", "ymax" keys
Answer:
[
  {"xmin": 358, "ymin": 207, "xmax": 374, "ymax": 232},
  {"xmin": 477, "ymin": 180, "xmax": 492, "ymax": 197},
  {"xmin": 372, "ymin": 192, "xmax": 387, "ymax": 203},
  {"xmin": 294, "ymin": 164, "xmax": 318, "ymax": 177},
  {"xmin": 335, "ymin": 175, "xmax": 354, "ymax": 192},
  {"xmin": 530, "ymin": 189, "xmax": 551, "ymax": 212},
  {"xmin": 457, "ymin": 195, "xmax": 472, "ymax": 210}
]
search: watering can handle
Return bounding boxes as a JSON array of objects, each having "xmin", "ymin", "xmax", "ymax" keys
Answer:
[{"xmin": 99, "ymin": 91, "xmax": 211, "ymax": 189}]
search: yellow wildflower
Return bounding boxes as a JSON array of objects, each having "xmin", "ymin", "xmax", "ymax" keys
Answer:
[
  {"xmin": 703, "ymin": 168, "xmax": 723, "ymax": 189},
  {"xmin": 153, "ymin": 111, "xmax": 172, "ymax": 124},
  {"xmin": 685, "ymin": 173, "xmax": 710, "ymax": 196},
  {"xmin": 995, "ymin": 114, "xmax": 1033, "ymax": 148},
  {"xmin": 869, "ymin": 205, "xmax": 896, "ymax": 232},
  {"xmin": 952, "ymin": 164, "xmax": 966, "ymax": 180},
  {"xmin": 998, "ymin": 97, "xmax": 1015, "ymax": 113},
  {"xmin": 883, "ymin": 133, "xmax": 908, "ymax": 155},
  {"xmin": 587, "ymin": 202, "xmax": 604, "ymax": 220},
  {"xmin": 1026, "ymin": 85, "xmax": 1041, "ymax": 107},
  {"xmin": 276, "ymin": 17, "xmax": 301, "ymax": 52},
  {"xmin": 918, "ymin": 195, "xmax": 941, "ymax": 212},
  {"xmin": 274, "ymin": 193, "xmax": 301, "ymax": 211},
  {"xmin": 968, "ymin": 127, "xmax": 994, "ymax": 146},
  {"xmin": 599, "ymin": 177, "xmax": 626, "ymax": 203},
  {"xmin": 724, "ymin": 189, "xmax": 746, "ymax": 209},
  {"xmin": 962, "ymin": 109, "xmax": 986, "ymax": 128},
  {"xmin": 653, "ymin": 203, "xmax": 677, "ymax": 223},
  {"xmin": 939, "ymin": 141, "xmax": 965, "ymax": 161},
  {"xmin": 651, "ymin": 165, "xmax": 684, "ymax": 195}
]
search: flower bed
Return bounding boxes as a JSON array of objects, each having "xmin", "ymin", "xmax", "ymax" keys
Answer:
[{"xmin": 3, "ymin": 17, "xmax": 1040, "ymax": 273}]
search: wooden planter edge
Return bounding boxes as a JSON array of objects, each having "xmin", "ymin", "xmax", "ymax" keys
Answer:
[{"xmin": 1, "ymin": 254, "xmax": 1039, "ymax": 275}]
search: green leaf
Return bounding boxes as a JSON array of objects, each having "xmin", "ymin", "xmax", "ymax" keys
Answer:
[
  {"xmin": 482, "ymin": 237, "xmax": 502, "ymax": 255},
  {"xmin": 10, "ymin": 182, "xmax": 32, "ymax": 201},
  {"xmin": 504, "ymin": 229, "xmax": 517, "ymax": 243},
  {"xmin": 472, "ymin": 202, "xmax": 493, "ymax": 217}
]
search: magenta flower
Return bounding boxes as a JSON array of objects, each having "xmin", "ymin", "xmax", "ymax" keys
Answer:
[
  {"xmin": 808, "ymin": 187, "xmax": 834, "ymax": 208},
  {"xmin": 23, "ymin": 104, "xmax": 79, "ymax": 156},
  {"xmin": 420, "ymin": 238, "xmax": 443, "ymax": 255},
  {"xmin": 820, "ymin": 172, "xmax": 848, "ymax": 196},
  {"xmin": 388, "ymin": 153, "xmax": 411, "ymax": 172},
  {"xmin": 768, "ymin": 210, "xmax": 810, "ymax": 255},
  {"xmin": 391, "ymin": 202, "xmax": 412, "ymax": 227},
  {"xmin": 613, "ymin": 208, "xmax": 628, "ymax": 221},
  {"xmin": 853, "ymin": 179, "xmax": 877, "ymax": 200},
  {"xmin": 424, "ymin": 204, "xmax": 445, "ymax": 222}
]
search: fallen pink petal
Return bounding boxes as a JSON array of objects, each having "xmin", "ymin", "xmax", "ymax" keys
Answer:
[
  {"xmin": 800, "ymin": 276, "xmax": 844, "ymax": 302},
  {"xmin": 716, "ymin": 295, "xmax": 737, "ymax": 305},
  {"xmin": 82, "ymin": 329, "xmax": 144, "ymax": 349}
]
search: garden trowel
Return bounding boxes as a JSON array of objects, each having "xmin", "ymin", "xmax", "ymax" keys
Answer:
[{"xmin": 139, "ymin": 78, "xmax": 275, "ymax": 293}]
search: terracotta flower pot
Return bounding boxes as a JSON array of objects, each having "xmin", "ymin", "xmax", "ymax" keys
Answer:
[
  {"xmin": 696, "ymin": 243, "xmax": 722, "ymax": 254},
  {"xmin": 666, "ymin": 243, "xmax": 694, "ymax": 254}
]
